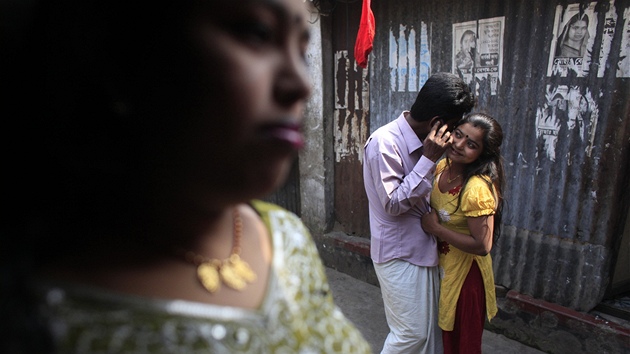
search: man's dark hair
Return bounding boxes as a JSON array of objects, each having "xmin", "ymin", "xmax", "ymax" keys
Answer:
[{"xmin": 409, "ymin": 72, "xmax": 475, "ymax": 122}]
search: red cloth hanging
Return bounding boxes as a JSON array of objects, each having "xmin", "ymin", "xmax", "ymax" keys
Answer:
[{"xmin": 354, "ymin": 0, "xmax": 375, "ymax": 68}]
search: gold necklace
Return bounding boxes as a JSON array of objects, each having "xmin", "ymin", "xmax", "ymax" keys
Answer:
[
  {"xmin": 446, "ymin": 171, "xmax": 461, "ymax": 183},
  {"xmin": 179, "ymin": 208, "xmax": 257, "ymax": 293}
]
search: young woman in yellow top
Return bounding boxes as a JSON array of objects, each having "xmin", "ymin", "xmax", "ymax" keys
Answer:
[{"xmin": 421, "ymin": 113, "xmax": 505, "ymax": 354}]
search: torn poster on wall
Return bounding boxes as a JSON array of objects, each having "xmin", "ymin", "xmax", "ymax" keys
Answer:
[
  {"xmin": 535, "ymin": 85, "xmax": 599, "ymax": 162},
  {"xmin": 614, "ymin": 7, "xmax": 630, "ymax": 77},
  {"xmin": 389, "ymin": 22, "xmax": 431, "ymax": 92},
  {"xmin": 547, "ymin": 1, "xmax": 630, "ymax": 78},
  {"xmin": 608, "ymin": 5, "xmax": 630, "ymax": 78},
  {"xmin": 452, "ymin": 17, "xmax": 505, "ymax": 96}
]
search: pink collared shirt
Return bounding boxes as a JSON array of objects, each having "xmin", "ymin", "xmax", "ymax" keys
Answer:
[{"xmin": 363, "ymin": 112, "xmax": 438, "ymax": 266}]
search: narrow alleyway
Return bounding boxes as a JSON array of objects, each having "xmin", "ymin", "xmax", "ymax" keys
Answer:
[{"xmin": 326, "ymin": 267, "xmax": 546, "ymax": 353}]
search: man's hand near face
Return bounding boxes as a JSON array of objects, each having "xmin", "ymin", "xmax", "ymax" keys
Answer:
[{"xmin": 423, "ymin": 121, "xmax": 453, "ymax": 162}]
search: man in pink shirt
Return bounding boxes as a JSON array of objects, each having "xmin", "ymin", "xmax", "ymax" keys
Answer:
[{"xmin": 363, "ymin": 72, "xmax": 474, "ymax": 353}]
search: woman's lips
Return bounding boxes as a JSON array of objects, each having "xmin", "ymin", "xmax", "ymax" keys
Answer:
[
  {"xmin": 449, "ymin": 147, "xmax": 462, "ymax": 157},
  {"xmin": 259, "ymin": 122, "xmax": 305, "ymax": 150}
]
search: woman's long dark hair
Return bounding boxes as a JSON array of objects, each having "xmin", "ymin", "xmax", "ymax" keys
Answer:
[
  {"xmin": 450, "ymin": 113, "xmax": 505, "ymax": 241},
  {"xmin": 1, "ymin": 0, "xmax": 196, "ymax": 352}
]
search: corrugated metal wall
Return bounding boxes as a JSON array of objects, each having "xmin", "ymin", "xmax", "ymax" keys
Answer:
[
  {"xmin": 364, "ymin": 0, "xmax": 630, "ymax": 311},
  {"xmin": 332, "ymin": 1, "xmax": 371, "ymax": 237}
]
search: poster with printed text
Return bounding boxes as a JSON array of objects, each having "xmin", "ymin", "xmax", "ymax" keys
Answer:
[
  {"xmin": 547, "ymin": 3, "xmax": 597, "ymax": 77},
  {"xmin": 548, "ymin": 1, "xmax": 630, "ymax": 78},
  {"xmin": 452, "ymin": 17, "xmax": 505, "ymax": 95}
]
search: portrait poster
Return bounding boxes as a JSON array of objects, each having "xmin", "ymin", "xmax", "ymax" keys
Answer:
[
  {"xmin": 452, "ymin": 17, "xmax": 505, "ymax": 95},
  {"xmin": 547, "ymin": 3, "xmax": 598, "ymax": 77},
  {"xmin": 452, "ymin": 20, "xmax": 478, "ymax": 84}
]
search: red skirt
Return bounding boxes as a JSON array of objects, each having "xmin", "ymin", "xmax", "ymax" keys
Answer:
[{"xmin": 442, "ymin": 260, "xmax": 486, "ymax": 354}]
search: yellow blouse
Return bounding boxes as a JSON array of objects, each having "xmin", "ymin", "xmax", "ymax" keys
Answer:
[{"xmin": 430, "ymin": 159, "xmax": 498, "ymax": 331}]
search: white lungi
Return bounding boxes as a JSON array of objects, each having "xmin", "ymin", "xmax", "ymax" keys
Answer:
[{"xmin": 374, "ymin": 259, "xmax": 443, "ymax": 354}]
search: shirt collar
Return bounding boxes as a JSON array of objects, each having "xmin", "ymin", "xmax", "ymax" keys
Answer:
[{"xmin": 396, "ymin": 112, "xmax": 423, "ymax": 154}]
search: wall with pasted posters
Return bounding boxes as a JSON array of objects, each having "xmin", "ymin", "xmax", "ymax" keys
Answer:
[
  {"xmin": 547, "ymin": 2, "xmax": 630, "ymax": 78},
  {"xmin": 365, "ymin": 0, "xmax": 630, "ymax": 318}
]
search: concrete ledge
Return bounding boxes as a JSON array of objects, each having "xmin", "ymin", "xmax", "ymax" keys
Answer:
[
  {"xmin": 316, "ymin": 231, "xmax": 378, "ymax": 286},
  {"xmin": 488, "ymin": 289, "xmax": 630, "ymax": 353},
  {"xmin": 507, "ymin": 290, "xmax": 630, "ymax": 338}
]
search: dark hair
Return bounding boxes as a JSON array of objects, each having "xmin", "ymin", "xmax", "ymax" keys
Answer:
[
  {"xmin": 4, "ymin": 0, "xmax": 201, "ymax": 261},
  {"xmin": 409, "ymin": 72, "xmax": 475, "ymax": 123},
  {"xmin": 1, "ymin": 1, "xmax": 196, "ymax": 351},
  {"xmin": 451, "ymin": 113, "xmax": 505, "ymax": 241},
  {"xmin": 460, "ymin": 30, "xmax": 476, "ymax": 46}
]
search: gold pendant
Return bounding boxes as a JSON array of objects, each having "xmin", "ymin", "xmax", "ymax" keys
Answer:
[
  {"xmin": 187, "ymin": 207, "xmax": 257, "ymax": 294},
  {"xmin": 197, "ymin": 260, "xmax": 221, "ymax": 293},
  {"xmin": 228, "ymin": 254, "xmax": 257, "ymax": 282},
  {"xmin": 219, "ymin": 261, "xmax": 247, "ymax": 290}
]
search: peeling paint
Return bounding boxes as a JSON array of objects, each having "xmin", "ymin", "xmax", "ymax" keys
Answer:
[
  {"xmin": 333, "ymin": 51, "xmax": 370, "ymax": 163},
  {"xmin": 389, "ymin": 22, "xmax": 431, "ymax": 92},
  {"xmin": 334, "ymin": 50, "xmax": 348, "ymax": 109}
]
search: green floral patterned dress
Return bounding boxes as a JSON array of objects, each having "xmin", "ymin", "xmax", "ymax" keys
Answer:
[{"xmin": 37, "ymin": 200, "xmax": 371, "ymax": 353}]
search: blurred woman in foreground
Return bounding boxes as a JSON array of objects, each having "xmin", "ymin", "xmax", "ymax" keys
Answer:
[{"xmin": 1, "ymin": 0, "xmax": 370, "ymax": 352}]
